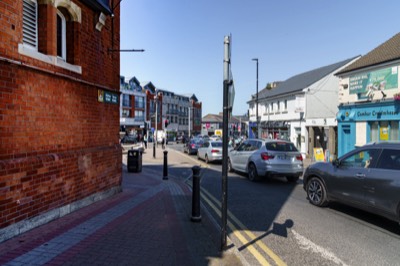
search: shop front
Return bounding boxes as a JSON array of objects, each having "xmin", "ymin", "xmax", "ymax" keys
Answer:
[
  {"xmin": 337, "ymin": 100, "xmax": 400, "ymax": 156},
  {"xmin": 260, "ymin": 121, "xmax": 290, "ymax": 140}
]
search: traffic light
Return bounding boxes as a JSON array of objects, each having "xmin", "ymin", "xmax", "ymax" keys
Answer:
[{"xmin": 164, "ymin": 119, "xmax": 169, "ymax": 128}]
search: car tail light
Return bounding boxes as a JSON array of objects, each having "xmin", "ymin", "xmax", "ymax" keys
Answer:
[
  {"xmin": 211, "ymin": 149, "xmax": 219, "ymax": 153},
  {"xmin": 296, "ymin": 155, "xmax": 303, "ymax": 161},
  {"xmin": 261, "ymin": 152, "xmax": 274, "ymax": 160}
]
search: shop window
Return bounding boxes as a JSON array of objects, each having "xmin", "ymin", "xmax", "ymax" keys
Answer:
[
  {"xmin": 370, "ymin": 122, "xmax": 379, "ymax": 142},
  {"xmin": 370, "ymin": 121, "xmax": 399, "ymax": 141},
  {"xmin": 390, "ymin": 121, "xmax": 399, "ymax": 140}
]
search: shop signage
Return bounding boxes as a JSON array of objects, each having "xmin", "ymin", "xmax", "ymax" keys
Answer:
[
  {"xmin": 380, "ymin": 127, "xmax": 389, "ymax": 140},
  {"xmin": 349, "ymin": 67, "xmax": 398, "ymax": 94},
  {"xmin": 356, "ymin": 110, "xmax": 400, "ymax": 118},
  {"xmin": 98, "ymin": 89, "xmax": 119, "ymax": 104},
  {"xmin": 313, "ymin": 148, "xmax": 325, "ymax": 162}
]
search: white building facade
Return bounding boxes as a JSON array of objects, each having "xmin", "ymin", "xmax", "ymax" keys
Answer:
[
  {"xmin": 120, "ymin": 76, "xmax": 147, "ymax": 135},
  {"xmin": 249, "ymin": 57, "xmax": 360, "ymax": 158}
]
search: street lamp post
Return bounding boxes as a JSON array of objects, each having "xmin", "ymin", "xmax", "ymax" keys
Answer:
[
  {"xmin": 153, "ymin": 92, "xmax": 161, "ymax": 158},
  {"xmin": 188, "ymin": 106, "xmax": 191, "ymax": 139},
  {"xmin": 252, "ymin": 58, "xmax": 259, "ymax": 138}
]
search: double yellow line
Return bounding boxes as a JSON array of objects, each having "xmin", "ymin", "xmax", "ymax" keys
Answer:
[
  {"xmin": 193, "ymin": 184, "xmax": 287, "ymax": 266},
  {"xmin": 176, "ymin": 148, "xmax": 285, "ymax": 265}
]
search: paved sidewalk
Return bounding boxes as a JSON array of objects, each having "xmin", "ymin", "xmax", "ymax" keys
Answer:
[{"xmin": 0, "ymin": 146, "xmax": 243, "ymax": 265}]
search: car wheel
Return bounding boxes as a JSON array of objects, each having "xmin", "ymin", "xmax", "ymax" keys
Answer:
[
  {"xmin": 286, "ymin": 175, "xmax": 299, "ymax": 183},
  {"xmin": 306, "ymin": 177, "xmax": 328, "ymax": 207},
  {"xmin": 205, "ymin": 154, "xmax": 209, "ymax": 164},
  {"xmin": 248, "ymin": 163, "xmax": 259, "ymax": 182},
  {"xmin": 228, "ymin": 158, "xmax": 234, "ymax": 172}
]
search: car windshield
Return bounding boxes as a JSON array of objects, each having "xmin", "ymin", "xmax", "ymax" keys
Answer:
[
  {"xmin": 266, "ymin": 142, "xmax": 298, "ymax": 152},
  {"xmin": 211, "ymin": 142, "xmax": 223, "ymax": 147}
]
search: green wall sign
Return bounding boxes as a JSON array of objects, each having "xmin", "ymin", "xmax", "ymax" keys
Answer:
[
  {"xmin": 349, "ymin": 67, "xmax": 398, "ymax": 94},
  {"xmin": 98, "ymin": 89, "xmax": 119, "ymax": 104}
]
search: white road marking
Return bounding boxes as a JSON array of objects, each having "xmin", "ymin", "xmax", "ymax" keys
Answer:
[{"xmin": 292, "ymin": 230, "xmax": 348, "ymax": 266}]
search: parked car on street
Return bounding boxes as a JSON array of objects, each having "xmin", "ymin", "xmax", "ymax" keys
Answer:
[
  {"xmin": 303, "ymin": 141, "xmax": 400, "ymax": 224},
  {"xmin": 176, "ymin": 135, "xmax": 187, "ymax": 144},
  {"xmin": 120, "ymin": 135, "xmax": 137, "ymax": 144},
  {"xmin": 228, "ymin": 139, "xmax": 303, "ymax": 182},
  {"xmin": 184, "ymin": 138, "xmax": 204, "ymax": 155},
  {"xmin": 197, "ymin": 141, "xmax": 233, "ymax": 163},
  {"xmin": 209, "ymin": 135, "xmax": 221, "ymax": 141}
]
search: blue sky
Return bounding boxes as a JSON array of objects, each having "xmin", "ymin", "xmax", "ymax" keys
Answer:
[{"xmin": 120, "ymin": 0, "xmax": 400, "ymax": 116}]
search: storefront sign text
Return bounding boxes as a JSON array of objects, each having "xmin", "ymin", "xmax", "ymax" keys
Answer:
[
  {"xmin": 349, "ymin": 67, "xmax": 398, "ymax": 94},
  {"xmin": 98, "ymin": 89, "xmax": 119, "ymax": 105},
  {"xmin": 357, "ymin": 110, "xmax": 399, "ymax": 117}
]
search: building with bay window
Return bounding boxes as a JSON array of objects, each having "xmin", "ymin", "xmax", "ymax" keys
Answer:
[
  {"xmin": 120, "ymin": 76, "xmax": 147, "ymax": 137},
  {"xmin": 249, "ymin": 56, "xmax": 359, "ymax": 158}
]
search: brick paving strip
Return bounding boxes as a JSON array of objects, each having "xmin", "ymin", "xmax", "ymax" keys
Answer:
[{"xmin": 1, "ymin": 177, "xmax": 190, "ymax": 266}]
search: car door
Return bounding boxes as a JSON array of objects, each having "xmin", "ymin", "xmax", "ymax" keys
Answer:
[
  {"xmin": 199, "ymin": 141, "xmax": 208, "ymax": 159},
  {"xmin": 364, "ymin": 149, "xmax": 400, "ymax": 215},
  {"xmin": 230, "ymin": 140, "xmax": 251, "ymax": 172},
  {"xmin": 243, "ymin": 140, "xmax": 260, "ymax": 171},
  {"xmin": 329, "ymin": 149, "xmax": 377, "ymax": 205}
]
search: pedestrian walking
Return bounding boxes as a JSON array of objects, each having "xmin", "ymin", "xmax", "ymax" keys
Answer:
[{"xmin": 144, "ymin": 134, "xmax": 148, "ymax": 149}]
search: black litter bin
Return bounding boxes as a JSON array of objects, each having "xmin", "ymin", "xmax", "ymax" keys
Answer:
[{"xmin": 127, "ymin": 149, "xmax": 142, "ymax": 173}]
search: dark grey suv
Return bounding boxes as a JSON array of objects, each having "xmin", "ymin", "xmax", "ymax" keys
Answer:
[{"xmin": 303, "ymin": 141, "xmax": 400, "ymax": 223}]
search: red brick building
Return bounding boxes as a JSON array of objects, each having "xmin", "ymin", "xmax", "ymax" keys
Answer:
[
  {"xmin": 143, "ymin": 82, "xmax": 163, "ymax": 131},
  {"xmin": 0, "ymin": 0, "xmax": 121, "ymax": 242},
  {"xmin": 191, "ymin": 95, "xmax": 202, "ymax": 136}
]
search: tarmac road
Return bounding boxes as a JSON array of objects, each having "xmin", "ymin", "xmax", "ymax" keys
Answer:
[{"xmin": 167, "ymin": 142, "xmax": 400, "ymax": 266}]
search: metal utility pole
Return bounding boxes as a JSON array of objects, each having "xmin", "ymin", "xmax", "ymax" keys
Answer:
[
  {"xmin": 252, "ymin": 58, "xmax": 259, "ymax": 138},
  {"xmin": 153, "ymin": 93, "xmax": 160, "ymax": 158},
  {"xmin": 221, "ymin": 35, "xmax": 232, "ymax": 251}
]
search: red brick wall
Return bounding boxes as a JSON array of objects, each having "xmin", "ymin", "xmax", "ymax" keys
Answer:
[{"xmin": 0, "ymin": 1, "xmax": 121, "ymax": 231}]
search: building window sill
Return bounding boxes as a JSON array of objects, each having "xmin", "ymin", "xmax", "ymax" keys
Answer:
[{"xmin": 18, "ymin": 43, "xmax": 82, "ymax": 74}]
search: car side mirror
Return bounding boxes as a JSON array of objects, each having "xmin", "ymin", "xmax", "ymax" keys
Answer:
[{"xmin": 332, "ymin": 159, "xmax": 340, "ymax": 167}]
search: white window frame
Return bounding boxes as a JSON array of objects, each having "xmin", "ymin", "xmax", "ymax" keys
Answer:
[
  {"xmin": 19, "ymin": 0, "xmax": 82, "ymax": 74},
  {"xmin": 57, "ymin": 9, "xmax": 67, "ymax": 61}
]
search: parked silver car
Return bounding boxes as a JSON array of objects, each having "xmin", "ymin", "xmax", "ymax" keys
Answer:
[
  {"xmin": 197, "ymin": 141, "xmax": 233, "ymax": 163},
  {"xmin": 228, "ymin": 139, "xmax": 303, "ymax": 182},
  {"xmin": 303, "ymin": 141, "xmax": 400, "ymax": 224}
]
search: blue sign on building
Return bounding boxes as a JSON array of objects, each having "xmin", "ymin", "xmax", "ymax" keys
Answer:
[{"xmin": 337, "ymin": 101, "xmax": 400, "ymax": 156}]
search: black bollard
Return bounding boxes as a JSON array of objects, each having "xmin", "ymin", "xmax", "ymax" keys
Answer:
[
  {"xmin": 163, "ymin": 150, "xmax": 168, "ymax": 180},
  {"xmin": 191, "ymin": 165, "xmax": 202, "ymax": 222}
]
